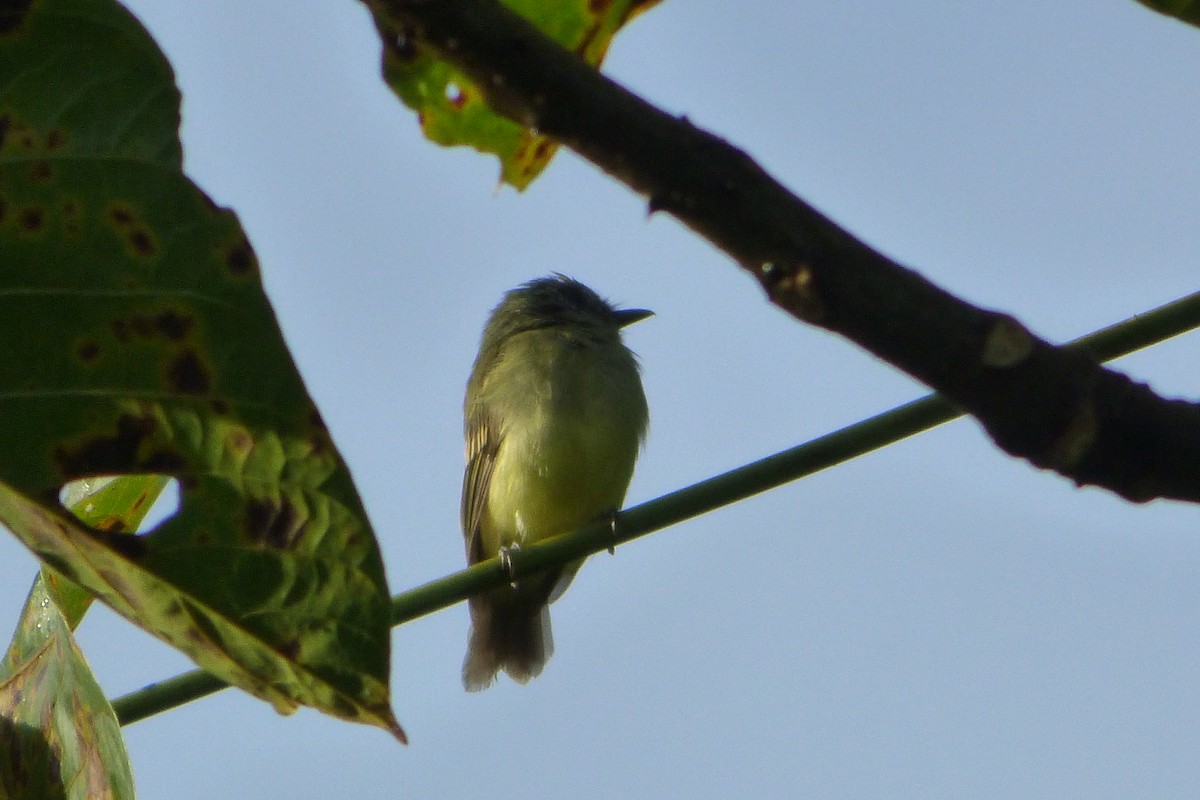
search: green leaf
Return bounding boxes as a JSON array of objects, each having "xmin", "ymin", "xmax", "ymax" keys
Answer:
[
  {"xmin": 49, "ymin": 475, "xmax": 172, "ymax": 627},
  {"xmin": 0, "ymin": 0, "xmax": 403, "ymax": 741},
  {"xmin": 1135, "ymin": 0, "xmax": 1200, "ymax": 27},
  {"xmin": 373, "ymin": 0, "xmax": 660, "ymax": 189},
  {"xmin": 0, "ymin": 576, "xmax": 136, "ymax": 800}
]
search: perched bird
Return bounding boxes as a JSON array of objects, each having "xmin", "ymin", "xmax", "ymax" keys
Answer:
[{"xmin": 460, "ymin": 275, "xmax": 650, "ymax": 691}]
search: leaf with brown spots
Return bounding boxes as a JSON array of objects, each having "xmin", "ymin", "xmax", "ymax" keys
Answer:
[
  {"xmin": 0, "ymin": 0, "xmax": 402, "ymax": 741},
  {"xmin": 373, "ymin": 0, "xmax": 661, "ymax": 189},
  {"xmin": 0, "ymin": 575, "xmax": 135, "ymax": 800},
  {"xmin": 31, "ymin": 476, "xmax": 172, "ymax": 628}
]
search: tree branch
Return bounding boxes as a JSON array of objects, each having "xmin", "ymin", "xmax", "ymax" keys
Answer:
[{"xmin": 369, "ymin": 0, "xmax": 1200, "ymax": 503}]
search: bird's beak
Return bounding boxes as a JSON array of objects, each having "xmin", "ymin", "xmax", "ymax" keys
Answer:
[{"xmin": 614, "ymin": 308, "xmax": 654, "ymax": 327}]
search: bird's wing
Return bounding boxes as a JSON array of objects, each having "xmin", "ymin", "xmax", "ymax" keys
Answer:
[{"xmin": 461, "ymin": 412, "xmax": 501, "ymax": 565}]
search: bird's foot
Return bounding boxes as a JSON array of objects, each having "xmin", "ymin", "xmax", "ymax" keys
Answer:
[
  {"xmin": 499, "ymin": 543, "xmax": 520, "ymax": 582},
  {"xmin": 605, "ymin": 508, "xmax": 620, "ymax": 555}
]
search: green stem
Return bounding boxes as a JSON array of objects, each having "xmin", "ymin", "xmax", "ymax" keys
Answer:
[
  {"xmin": 112, "ymin": 289, "xmax": 1200, "ymax": 727},
  {"xmin": 112, "ymin": 670, "xmax": 226, "ymax": 726}
]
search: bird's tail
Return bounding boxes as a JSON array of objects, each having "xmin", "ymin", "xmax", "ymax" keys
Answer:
[{"xmin": 462, "ymin": 590, "xmax": 555, "ymax": 692}]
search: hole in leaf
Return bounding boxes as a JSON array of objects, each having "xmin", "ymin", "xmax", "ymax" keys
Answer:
[
  {"xmin": 59, "ymin": 475, "xmax": 181, "ymax": 534},
  {"xmin": 444, "ymin": 81, "xmax": 466, "ymax": 107},
  {"xmin": 140, "ymin": 479, "xmax": 181, "ymax": 531}
]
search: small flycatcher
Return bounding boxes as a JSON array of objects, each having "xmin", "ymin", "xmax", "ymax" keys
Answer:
[{"xmin": 461, "ymin": 275, "xmax": 650, "ymax": 691}]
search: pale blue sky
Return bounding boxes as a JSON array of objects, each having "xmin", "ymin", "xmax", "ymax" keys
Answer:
[{"xmin": 3, "ymin": 2, "xmax": 1200, "ymax": 797}]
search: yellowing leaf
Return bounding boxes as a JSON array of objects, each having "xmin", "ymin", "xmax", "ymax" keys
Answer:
[
  {"xmin": 0, "ymin": 576, "xmax": 135, "ymax": 800},
  {"xmin": 374, "ymin": 0, "xmax": 661, "ymax": 188}
]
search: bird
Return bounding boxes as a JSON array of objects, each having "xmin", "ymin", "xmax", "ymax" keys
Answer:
[{"xmin": 460, "ymin": 274, "xmax": 650, "ymax": 691}]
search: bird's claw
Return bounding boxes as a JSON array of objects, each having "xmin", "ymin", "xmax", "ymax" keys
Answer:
[
  {"xmin": 499, "ymin": 543, "xmax": 520, "ymax": 582},
  {"xmin": 606, "ymin": 508, "xmax": 620, "ymax": 556}
]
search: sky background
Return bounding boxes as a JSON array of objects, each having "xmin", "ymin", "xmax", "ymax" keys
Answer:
[{"xmin": 4, "ymin": 1, "xmax": 1200, "ymax": 797}]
